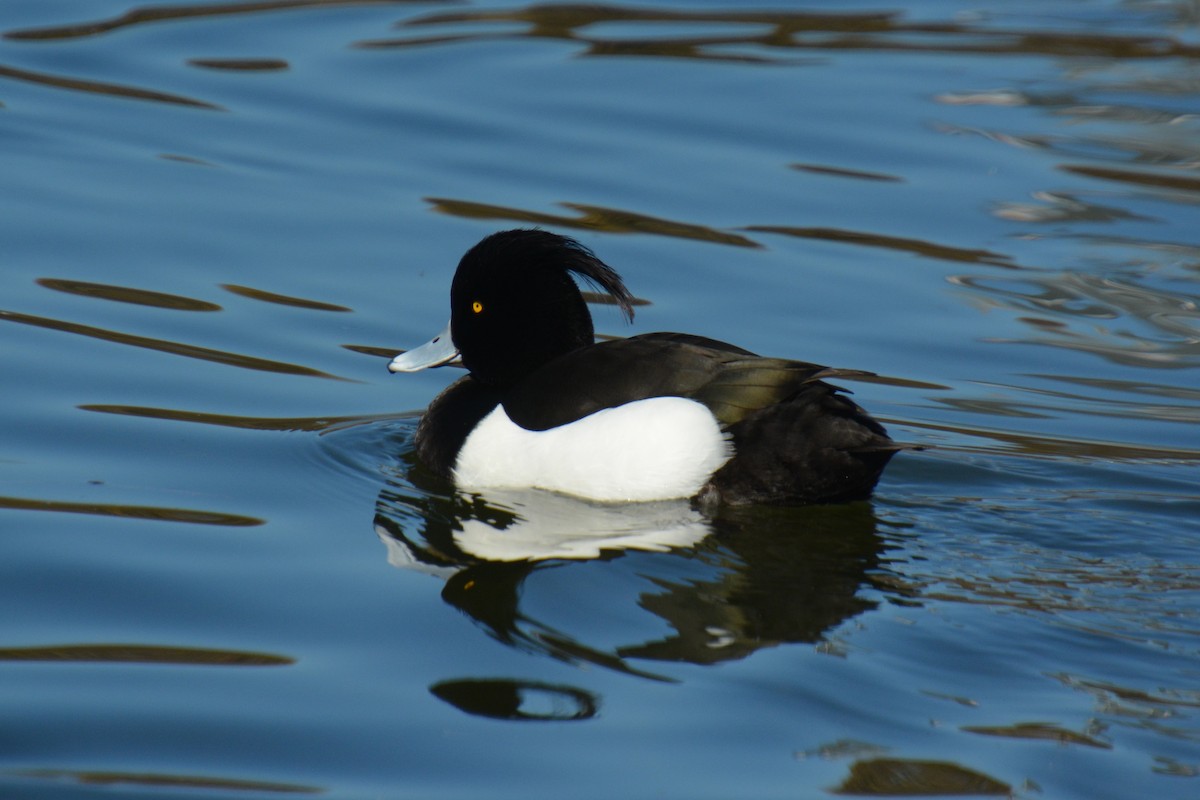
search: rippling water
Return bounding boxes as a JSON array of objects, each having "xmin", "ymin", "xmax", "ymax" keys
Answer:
[{"xmin": 2, "ymin": 1, "xmax": 1198, "ymax": 798}]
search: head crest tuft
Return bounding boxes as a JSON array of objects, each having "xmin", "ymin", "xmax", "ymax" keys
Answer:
[{"xmin": 477, "ymin": 229, "xmax": 635, "ymax": 323}]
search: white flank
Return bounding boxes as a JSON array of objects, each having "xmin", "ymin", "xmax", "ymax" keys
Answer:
[{"xmin": 453, "ymin": 397, "xmax": 733, "ymax": 502}]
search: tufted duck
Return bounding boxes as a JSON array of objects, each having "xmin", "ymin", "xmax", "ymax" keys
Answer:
[{"xmin": 390, "ymin": 229, "xmax": 905, "ymax": 505}]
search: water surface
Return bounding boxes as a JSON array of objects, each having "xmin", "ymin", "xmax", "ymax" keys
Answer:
[{"xmin": 1, "ymin": 1, "xmax": 1198, "ymax": 798}]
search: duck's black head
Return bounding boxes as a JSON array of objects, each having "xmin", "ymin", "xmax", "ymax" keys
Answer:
[{"xmin": 448, "ymin": 229, "xmax": 635, "ymax": 387}]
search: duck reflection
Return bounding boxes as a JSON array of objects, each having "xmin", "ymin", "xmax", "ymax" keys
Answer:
[{"xmin": 373, "ymin": 450, "xmax": 891, "ymax": 681}]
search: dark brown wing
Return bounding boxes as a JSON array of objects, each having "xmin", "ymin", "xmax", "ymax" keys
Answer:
[{"xmin": 501, "ymin": 332, "xmax": 860, "ymax": 432}]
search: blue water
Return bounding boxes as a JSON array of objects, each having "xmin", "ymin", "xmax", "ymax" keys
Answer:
[{"xmin": 2, "ymin": 1, "xmax": 1199, "ymax": 798}]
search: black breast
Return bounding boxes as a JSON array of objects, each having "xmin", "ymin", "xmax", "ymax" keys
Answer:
[{"xmin": 415, "ymin": 376, "xmax": 502, "ymax": 478}]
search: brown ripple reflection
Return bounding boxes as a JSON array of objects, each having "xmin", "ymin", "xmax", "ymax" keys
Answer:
[
  {"xmin": 962, "ymin": 722, "xmax": 1111, "ymax": 749},
  {"xmin": 0, "ymin": 643, "xmax": 291, "ymax": 666},
  {"xmin": 159, "ymin": 153, "xmax": 218, "ymax": 166},
  {"xmin": 898, "ymin": 418, "xmax": 1200, "ymax": 461},
  {"xmin": 1062, "ymin": 164, "xmax": 1200, "ymax": 195},
  {"xmin": 4, "ymin": 0, "xmax": 412, "ymax": 41},
  {"xmin": 359, "ymin": 6, "xmax": 895, "ymax": 58},
  {"xmin": 188, "ymin": 58, "xmax": 290, "ymax": 72},
  {"xmin": 833, "ymin": 758, "xmax": 1010, "ymax": 796},
  {"xmin": 356, "ymin": 4, "xmax": 1200, "ymax": 64},
  {"xmin": 17, "ymin": 769, "xmax": 319, "ymax": 795},
  {"xmin": 1051, "ymin": 674, "xmax": 1200, "ymax": 766},
  {"xmin": 343, "ymin": 343, "xmax": 409, "ymax": 360},
  {"xmin": 0, "ymin": 495, "xmax": 264, "ymax": 526},
  {"xmin": 0, "ymin": 309, "xmax": 349, "ymax": 380},
  {"xmin": 747, "ymin": 225, "xmax": 1019, "ymax": 268},
  {"xmin": 0, "ymin": 63, "xmax": 220, "ymax": 109},
  {"xmin": 791, "ymin": 163, "xmax": 904, "ymax": 183},
  {"xmin": 1053, "ymin": 673, "xmax": 1200, "ymax": 710},
  {"xmin": 80, "ymin": 404, "xmax": 412, "ymax": 432},
  {"xmin": 427, "ymin": 197, "xmax": 759, "ymax": 247},
  {"xmin": 37, "ymin": 278, "xmax": 222, "ymax": 312},
  {"xmin": 221, "ymin": 283, "xmax": 352, "ymax": 311}
]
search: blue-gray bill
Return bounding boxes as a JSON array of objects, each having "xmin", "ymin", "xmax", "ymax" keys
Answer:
[{"xmin": 388, "ymin": 322, "xmax": 460, "ymax": 372}]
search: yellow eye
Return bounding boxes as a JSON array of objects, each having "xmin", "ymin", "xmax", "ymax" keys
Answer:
[{"xmin": 471, "ymin": 301, "xmax": 483, "ymax": 314}]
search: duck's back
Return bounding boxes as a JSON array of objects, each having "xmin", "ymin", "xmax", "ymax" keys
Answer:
[
  {"xmin": 501, "ymin": 333, "xmax": 824, "ymax": 431},
  {"xmin": 702, "ymin": 380, "xmax": 899, "ymax": 505},
  {"xmin": 501, "ymin": 334, "xmax": 901, "ymax": 505}
]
